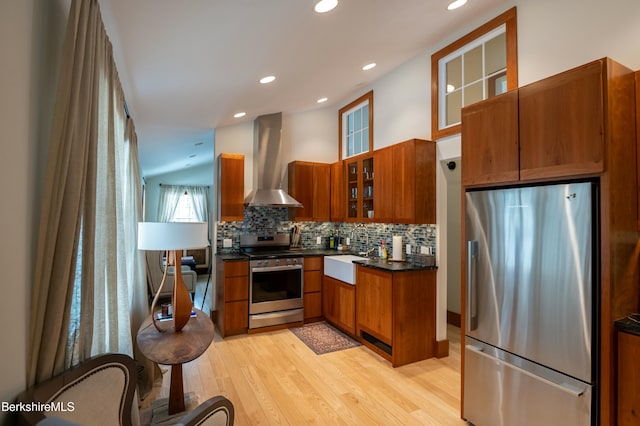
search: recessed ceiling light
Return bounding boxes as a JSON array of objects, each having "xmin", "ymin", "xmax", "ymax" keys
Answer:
[
  {"xmin": 317, "ymin": 97, "xmax": 328, "ymax": 103},
  {"xmin": 315, "ymin": 0, "xmax": 338, "ymax": 13},
  {"xmin": 260, "ymin": 75, "xmax": 276, "ymax": 84},
  {"xmin": 234, "ymin": 112, "xmax": 247, "ymax": 118},
  {"xmin": 447, "ymin": 0, "xmax": 467, "ymax": 10},
  {"xmin": 362, "ymin": 63, "xmax": 376, "ymax": 71}
]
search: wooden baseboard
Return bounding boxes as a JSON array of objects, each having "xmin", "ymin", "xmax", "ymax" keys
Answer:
[
  {"xmin": 435, "ymin": 339, "xmax": 449, "ymax": 358},
  {"xmin": 447, "ymin": 310, "xmax": 461, "ymax": 327}
]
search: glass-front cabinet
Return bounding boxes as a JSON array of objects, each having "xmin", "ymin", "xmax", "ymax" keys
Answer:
[{"xmin": 346, "ymin": 154, "xmax": 374, "ymax": 221}]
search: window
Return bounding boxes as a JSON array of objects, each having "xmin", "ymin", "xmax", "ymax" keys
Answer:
[
  {"xmin": 172, "ymin": 192, "xmax": 198, "ymax": 222},
  {"xmin": 339, "ymin": 91, "xmax": 373, "ymax": 160},
  {"xmin": 431, "ymin": 7, "xmax": 517, "ymax": 140}
]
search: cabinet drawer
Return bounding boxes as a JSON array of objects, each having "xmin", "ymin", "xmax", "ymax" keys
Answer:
[
  {"xmin": 225, "ymin": 276, "xmax": 248, "ymax": 302},
  {"xmin": 305, "ymin": 256, "xmax": 322, "ymax": 271},
  {"xmin": 224, "ymin": 260, "xmax": 248, "ymax": 278}
]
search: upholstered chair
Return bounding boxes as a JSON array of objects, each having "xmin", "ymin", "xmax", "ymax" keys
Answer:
[
  {"xmin": 145, "ymin": 250, "xmax": 197, "ymax": 299},
  {"xmin": 17, "ymin": 353, "xmax": 234, "ymax": 426}
]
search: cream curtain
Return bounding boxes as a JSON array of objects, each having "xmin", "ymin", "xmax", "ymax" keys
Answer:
[
  {"xmin": 187, "ymin": 186, "xmax": 209, "ymax": 222},
  {"xmin": 157, "ymin": 185, "xmax": 183, "ymax": 222},
  {"xmin": 28, "ymin": 0, "xmax": 152, "ymax": 398}
]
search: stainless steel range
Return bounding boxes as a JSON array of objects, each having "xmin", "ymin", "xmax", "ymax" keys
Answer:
[{"xmin": 240, "ymin": 235, "xmax": 304, "ymax": 329}]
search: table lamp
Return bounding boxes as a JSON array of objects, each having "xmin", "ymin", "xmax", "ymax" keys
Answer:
[{"xmin": 138, "ymin": 222, "xmax": 208, "ymax": 332}]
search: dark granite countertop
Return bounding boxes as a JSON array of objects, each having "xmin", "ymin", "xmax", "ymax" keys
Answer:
[
  {"xmin": 215, "ymin": 252, "xmax": 248, "ymax": 261},
  {"xmin": 615, "ymin": 314, "xmax": 640, "ymax": 336},
  {"xmin": 353, "ymin": 258, "xmax": 437, "ymax": 272},
  {"xmin": 215, "ymin": 249, "xmax": 437, "ymax": 272},
  {"xmin": 215, "ymin": 248, "xmax": 359, "ymax": 260}
]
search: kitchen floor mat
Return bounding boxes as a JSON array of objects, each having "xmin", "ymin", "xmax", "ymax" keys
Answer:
[{"xmin": 289, "ymin": 321, "xmax": 361, "ymax": 355}]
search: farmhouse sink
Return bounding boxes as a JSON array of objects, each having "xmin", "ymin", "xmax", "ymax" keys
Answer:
[{"xmin": 324, "ymin": 255, "xmax": 366, "ymax": 285}]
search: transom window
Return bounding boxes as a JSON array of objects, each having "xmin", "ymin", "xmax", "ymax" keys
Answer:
[
  {"xmin": 431, "ymin": 7, "xmax": 517, "ymax": 140},
  {"xmin": 440, "ymin": 26, "xmax": 507, "ymax": 129},
  {"xmin": 339, "ymin": 91, "xmax": 373, "ymax": 160}
]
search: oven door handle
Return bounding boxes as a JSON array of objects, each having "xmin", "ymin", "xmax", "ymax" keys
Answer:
[{"xmin": 251, "ymin": 265, "xmax": 303, "ymax": 273}]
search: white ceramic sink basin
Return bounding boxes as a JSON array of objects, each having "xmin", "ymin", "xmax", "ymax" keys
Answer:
[{"xmin": 324, "ymin": 255, "xmax": 366, "ymax": 285}]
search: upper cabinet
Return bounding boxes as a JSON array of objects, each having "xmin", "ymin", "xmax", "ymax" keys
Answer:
[
  {"xmin": 461, "ymin": 91, "xmax": 519, "ymax": 187},
  {"xmin": 462, "ymin": 58, "xmax": 635, "ymax": 187},
  {"xmin": 288, "ymin": 161, "xmax": 330, "ymax": 222},
  {"xmin": 373, "ymin": 147, "xmax": 393, "ymax": 222},
  {"xmin": 330, "ymin": 160, "xmax": 344, "ymax": 222},
  {"xmin": 345, "ymin": 154, "xmax": 375, "ymax": 222},
  {"xmin": 218, "ymin": 153, "xmax": 244, "ymax": 221},
  {"xmin": 636, "ymin": 71, "xmax": 640, "ymax": 231},
  {"xmin": 392, "ymin": 139, "xmax": 436, "ymax": 224},
  {"xmin": 519, "ymin": 60, "xmax": 604, "ymax": 180},
  {"xmin": 342, "ymin": 140, "xmax": 436, "ymax": 224}
]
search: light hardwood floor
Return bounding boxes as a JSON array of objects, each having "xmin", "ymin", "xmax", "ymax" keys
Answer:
[
  {"xmin": 147, "ymin": 274, "xmax": 464, "ymax": 424},
  {"xmin": 150, "ymin": 320, "xmax": 464, "ymax": 425}
]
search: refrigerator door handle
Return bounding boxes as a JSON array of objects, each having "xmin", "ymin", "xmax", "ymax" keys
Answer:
[
  {"xmin": 465, "ymin": 344, "xmax": 585, "ymax": 398},
  {"xmin": 467, "ymin": 241, "xmax": 478, "ymax": 331}
]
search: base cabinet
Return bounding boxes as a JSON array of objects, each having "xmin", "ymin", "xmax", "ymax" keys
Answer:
[
  {"xmin": 304, "ymin": 257, "xmax": 323, "ymax": 322},
  {"xmin": 618, "ymin": 331, "xmax": 640, "ymax": 426},
  {"xmin": 356, "ymin": 266, "xmax": 437, "ymax": 367},
  {"xmin": 322, "ymin": 275, "xmax": 356, "ymax": 335},
  {"xmin": 214, "ymin": 258, "xmax": 248, "ymax": 337}
]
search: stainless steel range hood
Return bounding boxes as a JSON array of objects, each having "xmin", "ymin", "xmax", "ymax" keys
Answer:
[{"xmin": 244, "ymin": 112, "xmax": 303, "ymax": 208}]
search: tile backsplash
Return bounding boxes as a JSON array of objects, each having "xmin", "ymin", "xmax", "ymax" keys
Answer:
[{"xmin": 216, "ymin": 206, "xmax": 436, "ymax": 256}]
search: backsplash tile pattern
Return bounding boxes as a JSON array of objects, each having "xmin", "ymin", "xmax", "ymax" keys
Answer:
[{"xmin": 216, "ymin": 207, "xmax": 437, "ymax": 256}]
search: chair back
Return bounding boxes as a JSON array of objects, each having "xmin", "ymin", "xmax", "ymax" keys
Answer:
[{"xmin": 18, "ymin": 353, "xmax": 137, "ymax": 426}]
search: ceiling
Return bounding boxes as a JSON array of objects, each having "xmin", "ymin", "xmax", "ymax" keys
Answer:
[{"xmin": 99, "ymin": 0, "xmax": 506, "ymax": 178}]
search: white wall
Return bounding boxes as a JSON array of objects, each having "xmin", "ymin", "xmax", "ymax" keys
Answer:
[
  {"xmin": 0, "ymin": 0, "xmax": 70, "ymax": 422},
  {"xmin": 517, "ymin": 0, "xmax": 640, "ymax": 86},
  {"xmin": 284, "ymin": 108, "xmax": 337, "ymax": 164}
]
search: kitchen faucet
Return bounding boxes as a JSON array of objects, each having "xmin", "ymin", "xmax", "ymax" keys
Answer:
[{"xmin": 351, "ymin": 224, "xmax": 375, "ymax": 257}]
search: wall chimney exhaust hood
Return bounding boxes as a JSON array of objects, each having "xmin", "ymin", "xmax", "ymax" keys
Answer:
[{"xmin": 244, "ymin": 113, "xmax": 303, "ymax": 208}]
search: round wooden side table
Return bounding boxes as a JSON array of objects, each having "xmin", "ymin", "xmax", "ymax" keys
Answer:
[{"xmin": 136, "ymin": 308, "xmax": 214, "ymax": 415}]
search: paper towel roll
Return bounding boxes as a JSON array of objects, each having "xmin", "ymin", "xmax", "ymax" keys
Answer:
[{"xmin": 392, "ymin": 235, "xmax": 402, "ymax": 260}]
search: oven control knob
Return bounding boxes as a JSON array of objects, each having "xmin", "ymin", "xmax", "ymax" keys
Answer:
[
  {"xmin": 286, "ymin": 258, "xmax": 291, "ymax": 264},
  {"xmin": 275, "ymin": 259, "xmax": 280, "ymax": 265}
]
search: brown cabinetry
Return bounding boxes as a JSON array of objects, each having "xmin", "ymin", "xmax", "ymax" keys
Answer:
[
  {"xmin": 461, "ymin": 91, "xmax": 519, "ymax": 186},
  {"xmin": 392, "ymin": 139, "xmax": 437, "ymax": 224},
  {"xmin": 340, "ymin": 141, "xmax": 436, "ymax": 224},
  {"xmin": 462, "ymin": 58, "xmax": 627, "ymax": 187},
  {"xmin": 322, "ymin": 275, "xmax": 356, "ymax": 335},
  {"xmin": 636, "ymin": 71, "xmax": 640, "ymax": 231},
  {"xmin": 330, "ymin": 160, "xmax": 344, "ymax": 222},
  {"xmin": 288, "ymin": 161, "xmax": 330, "ymax": 222},
  {"xmin": 218, "ymin": 153, "xmax": 245, "ymax": 221},
  {"xmin": 214, "ymin": 258, "xmax": 248, "ymax": 337},
  {"xmin": 617, "ymin": 331, "xmax": 640, "ymax": 426},
  {"xmin": 345, "ymin": 154, "xmax": 375, "ymax": 222},
  {"xmin": 373, "ymin": 147, "xmax": 393, "ymax": 222},
  {"xmin": 303, "ymin": 256, "xmax": 323, "ymax": 322},
  {"xmin": 519, "ymin": 60, "xmax": 605, "ymax": 180},
  {"xmin": 356, "ymin": 266, "xmax": 437, "ymax": 367}
]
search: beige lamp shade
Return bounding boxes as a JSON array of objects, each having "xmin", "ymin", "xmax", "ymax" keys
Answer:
[
  {"xmin": 138, "ymin": 221, "xmax": 208, "ymax": 332},
  {"xmin": 138, "ymin": 222, "xmax": 208, "ymax": 251}
]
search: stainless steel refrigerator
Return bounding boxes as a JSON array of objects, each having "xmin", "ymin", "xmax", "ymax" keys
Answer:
[{"xmin": 463, "ymin": 181, "xmax": 597, "ymax": 426}]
